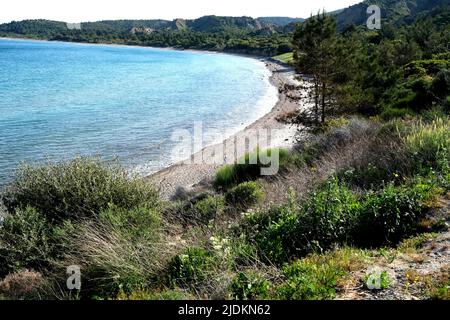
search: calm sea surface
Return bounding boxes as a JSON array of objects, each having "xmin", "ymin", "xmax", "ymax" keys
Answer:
[{"xmin": 0, "ymin": 38, "xmax": 277, "ymax": 183}]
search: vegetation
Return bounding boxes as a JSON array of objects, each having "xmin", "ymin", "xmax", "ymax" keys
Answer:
[
  {"xmin": 0, "ymin": 17, "xmax": 294, "ymax": 56},
  {"xmin": 0, "ymin": 0, "xmax": 449, "ymax": 301}
]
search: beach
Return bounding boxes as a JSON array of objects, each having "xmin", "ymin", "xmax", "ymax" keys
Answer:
[{"xmin": 147, "ymin": 59, "xmax": 308, "ymax": 199}]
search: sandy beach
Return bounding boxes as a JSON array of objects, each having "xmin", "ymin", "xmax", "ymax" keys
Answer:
[{"xmin": 147, "ymin": 59, "xmax": 309, "ymax": 199}]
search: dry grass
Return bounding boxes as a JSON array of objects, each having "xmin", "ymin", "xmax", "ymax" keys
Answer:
[
  {"xmin": 0, "ymin": 269, "xmax": 44, "ymax": 300},
  {"xmin": 261, "ymin": 117, "xmax": 404, "ymax": 204},
  {"xmin": 60, "ymin": 218, "xmax": 182, "ymax": 295}
]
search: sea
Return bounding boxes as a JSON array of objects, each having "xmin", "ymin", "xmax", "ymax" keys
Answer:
[{"xmin": 0, "ymin": 38, "xmax": 278, "ymax": 183}]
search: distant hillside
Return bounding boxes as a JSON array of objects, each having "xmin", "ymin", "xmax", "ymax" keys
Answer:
[
  {"xmin": 0, "ymin": 15, "xmax": 303, "ymax": 36},
  {"xmin": 335, "ymin": 0, "xmax": 450, "ymax": 29},
  {"xmin": 0, "ymin": 16, "xmax": 296, "ymax": 56},
  {"xmin": 256, "ymin": 17, "xmax": 304, "ymax": 26}
]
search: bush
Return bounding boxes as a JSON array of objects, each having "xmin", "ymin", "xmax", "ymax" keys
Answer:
[
  {"xmin": 192, "ymin": 195, "xmax": 225, "ymax": 223},
  {"xmin": 431, "ymin": 69, "xmax": 450, "ymax": 99},
  {"xmin": 298, "ymin": 179, "xmax": 361, "ymax": 253},
  {"xmin": 2, "ymin": 157, "xmax": 159, "ymax": 221},
  {"xmin": 381, "ymin": 107, "xmax": 413, "ymax": 120},
  {"xmin": 273, "ymin": 259, "xmax": 343, "ymax": 300},
  {"xmin": 0, "ymin": 207, "xmax": 55, "ymax": 277},
  {"xmin": 242, "ymin": 179, "xmax": 360, "ymax": 264},
  {"xmin": 0, "ymin": 269, "xmax": 44, "ymax": 300},
  {"xmin": 214, "ymin": 148, "xmax": 289, "ymax": 190},
  {"xmin": 167, "ymin": 247, "xmax": 217, "ymax": 289},
  {"xmin": 230, "ymin": 271, "xmax": 271, "ymax": 300},
  {"xmin": 355, "ymin": 182, "xmax": 435, "ymax": 247},
  {"xmin": 99, "ymin": 204, "xmax": 161, "ymax": 241},
  {"xmin": 225, "ymin": 182, "xmax": 264, "ymax": 209}
]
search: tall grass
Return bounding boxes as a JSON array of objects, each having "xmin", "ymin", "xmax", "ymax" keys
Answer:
[
  {"xmin": 62, "ymin": 214, "xmax": 170, "ymax": 296},
  {"xmin": 404, "ymin": 117, "xmax": 450, "ymax": 172}
]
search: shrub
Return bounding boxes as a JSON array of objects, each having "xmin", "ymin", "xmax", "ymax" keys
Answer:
[
  {"xmin": 230, "ymin": 271, "xmax": 271, "ymax": 300},
  {"xmin": 298, "ymin": 179, "xmax": 361, "ymax": 253},
  {"xmin": 214, "ymin": 148, "xmax": 289, "ymax": 190},
  {"xmin": 273, "ymin": 259, "xmax": 343, "ymax": 300},
  {"xmin": 431, "ymin": 69, "xmax": 450, "ymax": 99},
  {"xmin": 0, "ymin": 269, "xmax": 44, "ymax": 300},
  {"xmin": 242, "ymin": 179, "xmax": 360, "ymax": 264},
  {"xmin": 381, "ymin": 107, "xmax": 413, "ymax": 120},
  {"xmin": 192, "ymin": 195, "xmax": 225, "ymax": 223},
  {"xmin": 166, "ymin": 195, "xmax": 225, "ymax": 226},
  {"xmin": 99, "ymin": 204, "xmax": 161, "ymax": 241},
  {"xmin": 167, "ymin": 247, "xmax": 217, "ymax": 289},
  {"xmin": 225, "ymin": 182, "xmax": 264, "ymax": 209},
  {"xmin": 354, "ymin": 182, "xmax": 435, "ymax": 247},
  {"xmin": 0, "ymin": 207, "xmax": 55, "ymax": 277},
  {"xmin": 2, "ymin": 157, "xmax": 159, "ymax": 221}
]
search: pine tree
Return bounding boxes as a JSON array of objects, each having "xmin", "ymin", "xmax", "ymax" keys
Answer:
[{"xmin": 293, "ymin": 12, "xmax": 339, "ymax": 124}]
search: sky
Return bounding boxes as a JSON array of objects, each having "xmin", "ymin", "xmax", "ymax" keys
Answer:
[{"xmin": 0, "ymin": 0, "xmax": 362, "ymax": 23}]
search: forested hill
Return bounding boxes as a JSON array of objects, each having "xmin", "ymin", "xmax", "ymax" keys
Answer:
[
  {"xmin": 1, "ymin": 0, "xmax": 450, "ymax": 56},
  {"xmin": 0, "ymin": 16, "xmax": 298, "ymax": 56},
  {"xmin": 335, "ymin": 0, "xmax": 450, "ymax": 29}
]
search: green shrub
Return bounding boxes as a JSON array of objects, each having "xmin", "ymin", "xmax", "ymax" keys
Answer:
[
  {"xmin": 241, "ymin": 205, "xmax": 297, "ymax": 264},
  {"xmin": 225, "ymin": 182, "xmax": 264, "ymax": 209},
  {"xmin": 381, "ymin": 107, "xmax": 413, "ymax": 120},
  {"xmin": 214, "ymin": 148, "xmax": 289, "ymax": 190},
  {"xmin": 167, "ymin": 247, "xmax": 217, "ymax": 288},
  {"xmin": 431, "ymin": 69, "xmax": 450, "ymax": 99},
  {"xmin": 355, "ymin": 182, "xmax": 435, "ymax": 247},
  {"xmin": 405, "ymin": 60, "xmax": 450, "ymax": 77},
  {"xmin": 273, "ymin": 259, "xmax": 343, "ymax": 300},
  {"xmin": 0, "ymin": 207, "xmax": 55, "ymax": 277},
  {"xmin": 192, "ymin": 195, "xmax": 225, "ymax": 223},
  {"xmin": 230, "ymin": 271, "xmax": 271, "ymax": 300},
  {"xmin": 99, "ymin": 204, "xmax": 161, "ymax": 241},
  {"xmin": 242, "ymin": 179, "xmax": 360, "ymax": 264},
  {"xmin": 1, "ymin": 157, "xmax": 159, "ymax": 221},
  {"xmin": 298, "ymin": 179, "xmax": 361, "ymax": 252}
]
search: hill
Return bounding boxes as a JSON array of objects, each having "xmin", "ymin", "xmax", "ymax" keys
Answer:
[
  {"xmin": 0, "ymin": 16, "xmax": 299, "ymax": 56},
  {"xmin": 335, "ymin": 0, "xmax": 450, "ymax": 29}
]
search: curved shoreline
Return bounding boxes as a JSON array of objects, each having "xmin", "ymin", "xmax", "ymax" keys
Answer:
[
  {"xmin": 147, "ymin": 59, "xmax": 303, "ymax": 199},
  {"xmin": 1, "ymin": 37, "xmax": 302, "ymax": 196}
]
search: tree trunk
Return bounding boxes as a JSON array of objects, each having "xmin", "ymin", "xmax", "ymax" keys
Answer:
[
  {"xmin": 314, "ymin": 81, "xmax": 319, "ymax": 126},
  {"xmin": 321, "ymin": 82, "xmax": 326, "ymax": 124}
]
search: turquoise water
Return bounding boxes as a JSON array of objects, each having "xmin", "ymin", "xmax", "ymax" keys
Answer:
[{"xmin": 0, "ymin": 39, "xmax": 277, "ymax": 182}]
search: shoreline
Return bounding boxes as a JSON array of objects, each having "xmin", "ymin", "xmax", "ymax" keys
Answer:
[
  {"xmin": 0, "ymin": 36, "xmax": 269, "ymax": 60},
  {"xmin": 1, "ymin": 37, "xmax": 304, "ymax": 197},
  {"xmin": 147, "ymin": 59, "xmax": 306, "ymax": 199}
]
